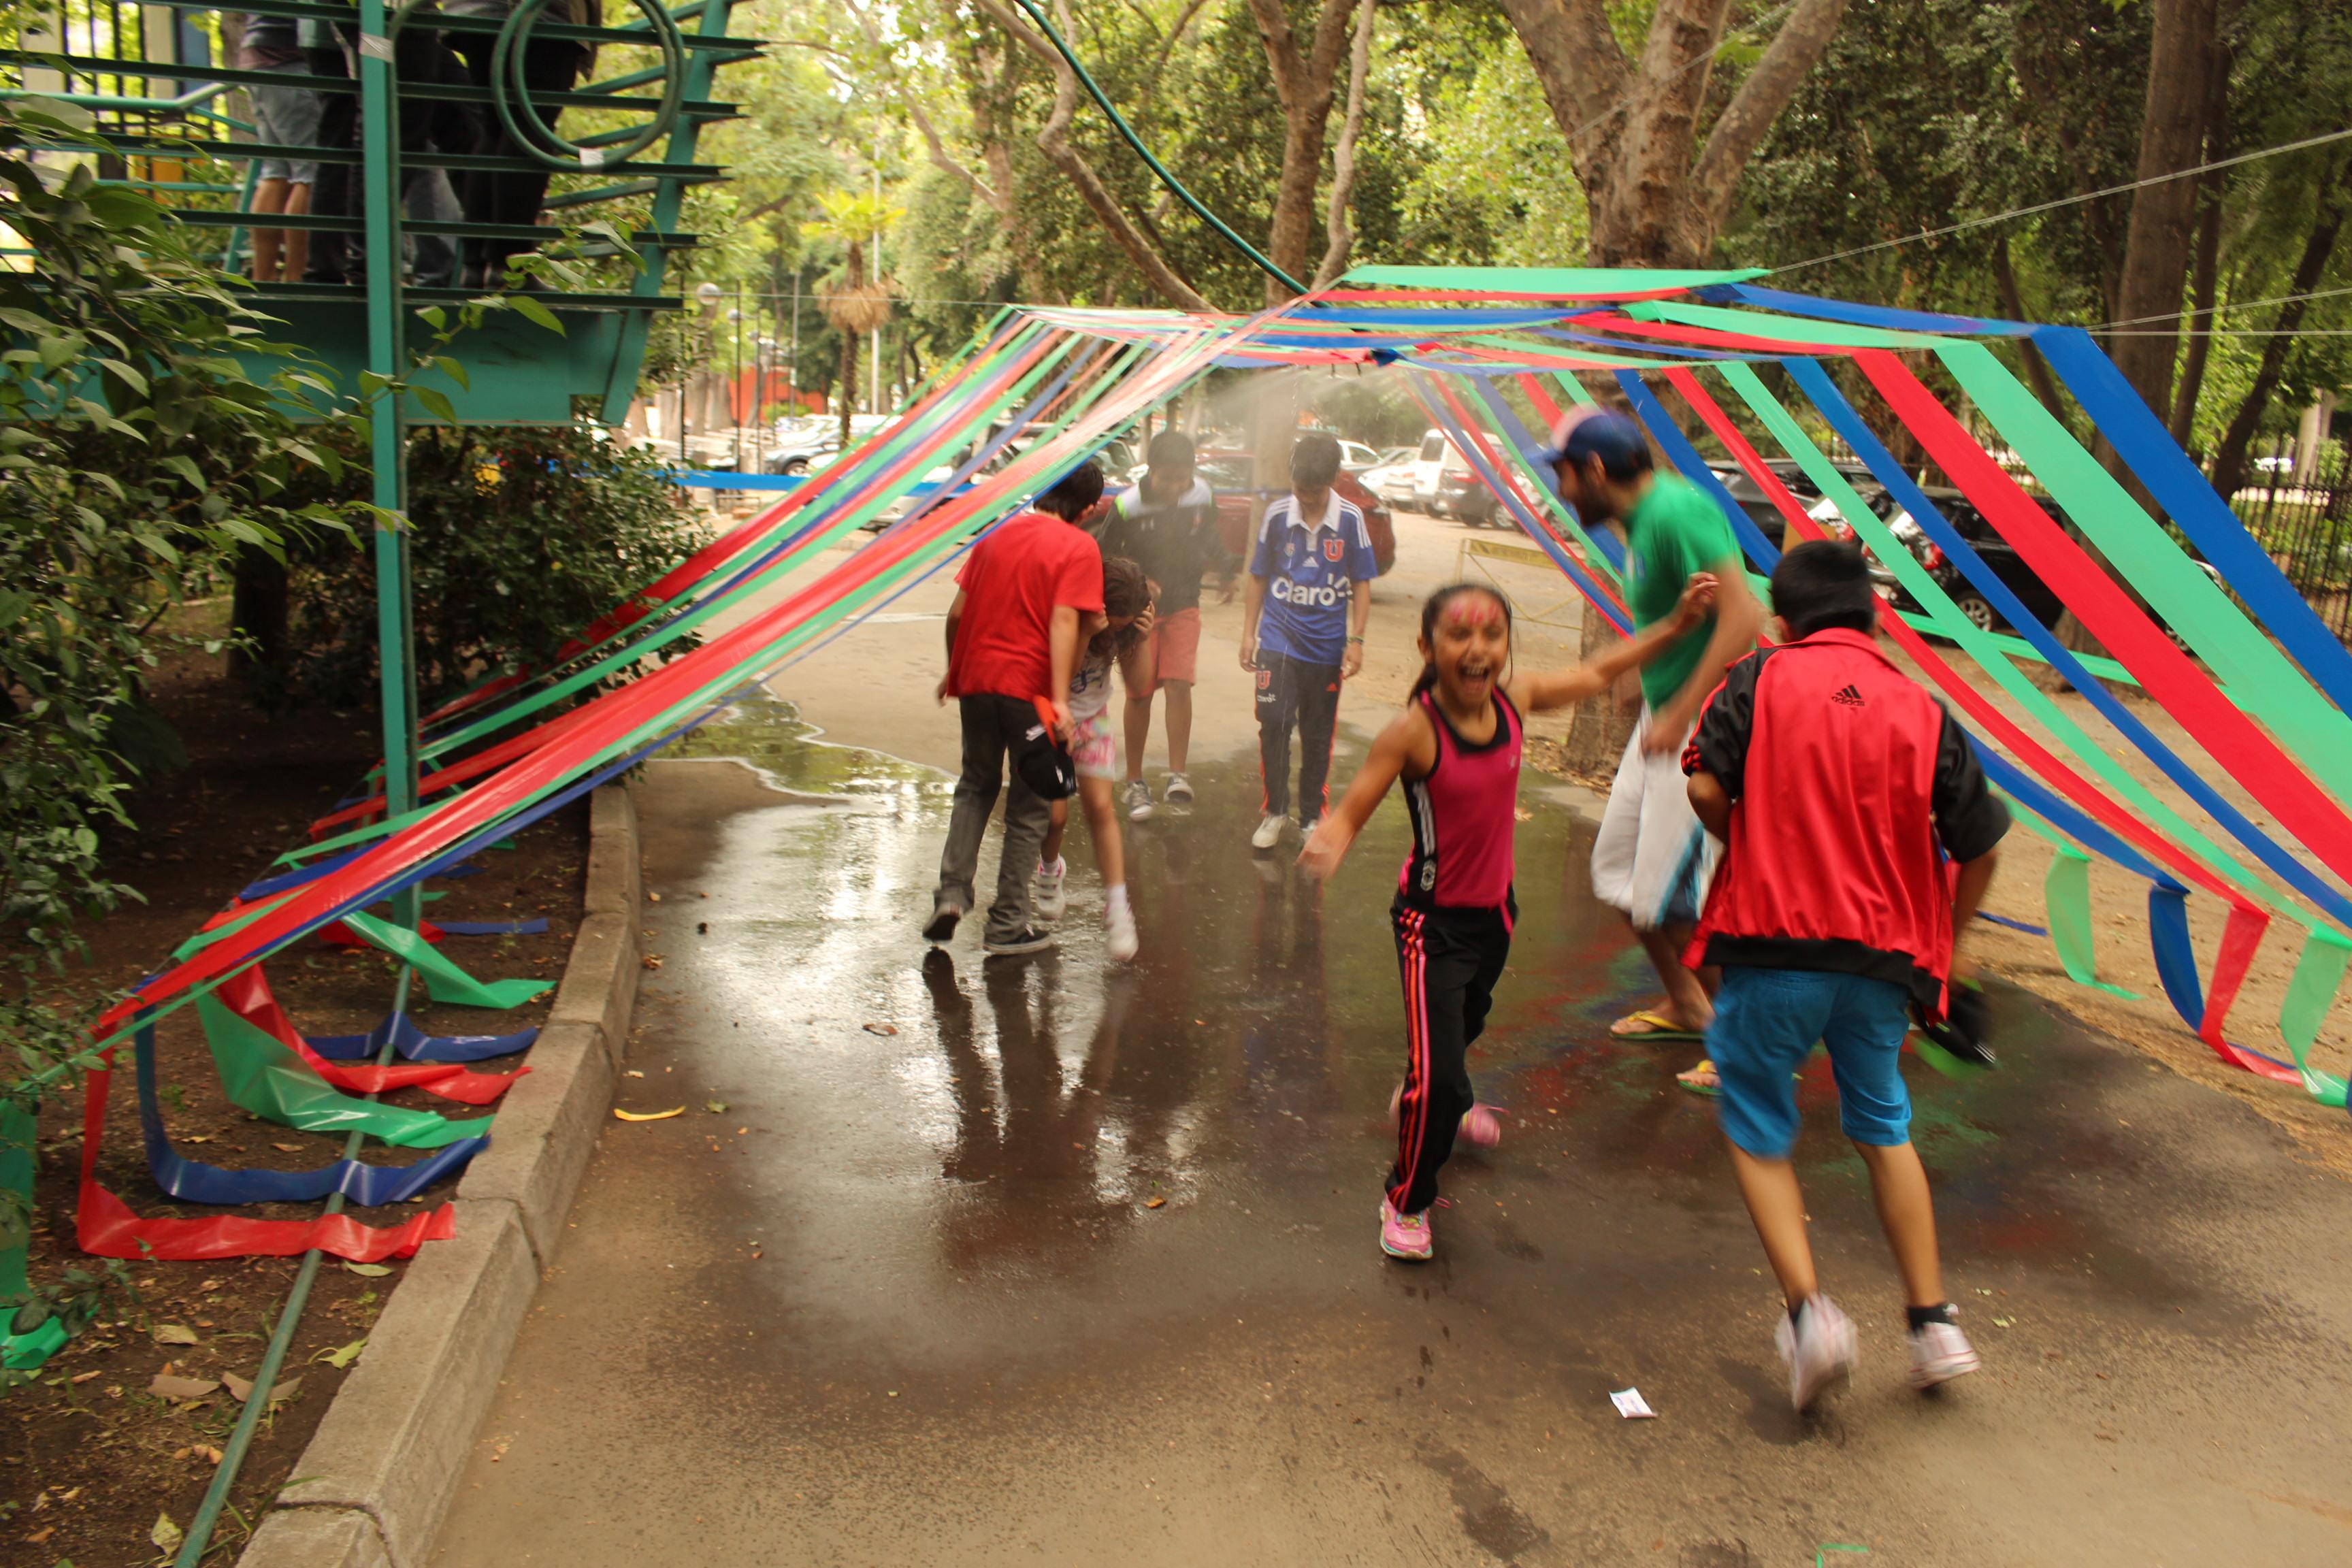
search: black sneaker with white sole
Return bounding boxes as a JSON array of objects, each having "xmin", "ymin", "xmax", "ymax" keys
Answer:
[{"xmin": 982, "ymin": 926, "xmax": 1055, "ymax": 956}]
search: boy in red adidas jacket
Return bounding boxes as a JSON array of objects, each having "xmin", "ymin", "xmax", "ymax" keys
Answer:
[{"xmin": 1682, "ymin": 540, "xmax": 2008, "ymax": 1414}]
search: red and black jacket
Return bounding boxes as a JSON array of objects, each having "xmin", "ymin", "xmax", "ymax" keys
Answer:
[{"xmin": 1680, "ymin": 627, "xmax": 2009, "ymax": 1015}]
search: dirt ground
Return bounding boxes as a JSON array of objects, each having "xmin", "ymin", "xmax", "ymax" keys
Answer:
[{"xmin": 1, "ymin": 623, "xmax": 584, "ymax": 1568}]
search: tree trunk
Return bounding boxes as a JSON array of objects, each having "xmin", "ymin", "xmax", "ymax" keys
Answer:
[
  {"xmin": 1500, "ymin": 0, "xmax": 1848, "ymax": 267},
  {"xmin": 227, "ymin": 544, "xmax": 291, "ymax": 688},
  {"xmin": 2169, "ymin": 40, "xmax": 2232, "ymax": 448},
  {"xmin": 1312, "ymin": 0, "xmax": 1377, "ymax": 289},
  {"xmin": 1246, "ymin": 0, "xmax": 1356, "ymax": 304},
  {"xmin": 1992, "ymin": 232, "xmax": 2071, "ymax": 428},
  {"xmin": 2107, "ymin": 0, "xmax": 2219, "ymax": 426},
  {"xmin": 2210, "ymin": 186, "xmax": 2348, "ymax": 501}
]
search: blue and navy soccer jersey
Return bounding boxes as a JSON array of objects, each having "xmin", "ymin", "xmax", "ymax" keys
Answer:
[{"xmin": 1250, "ymin": 493, "xmax": 1377, "ymax": 665}]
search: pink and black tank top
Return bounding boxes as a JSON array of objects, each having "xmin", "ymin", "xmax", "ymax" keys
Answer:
[{"xmin": 1398, "ymin": 689, "xmax": 1522, "ymax": 912}]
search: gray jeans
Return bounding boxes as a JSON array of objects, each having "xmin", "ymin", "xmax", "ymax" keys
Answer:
[{"xmin": 936, "ymin": 695, "xmax": 1051, "ymax": 942}]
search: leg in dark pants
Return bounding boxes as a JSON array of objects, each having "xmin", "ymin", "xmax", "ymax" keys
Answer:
[
  {"xmin": 1292, "ymin": 661, "xmax": 1342, "ymax": 826},
  {"xmin": 450, "ymin": 35, "xmax": 583, "ymax": 282},
  {"xmin": 987, "ymin": 769, "xmax": 1049, "ymax": 945},
  {"xmin": 1386, "ymin": 904, "xmax": 1511, "ymax": 1215},
  {"xmin": 1254, "ymin": 655, "xmax": 1295, "ymax": 819},
  {"xmin": 936, "ymin": 696, "xmax": 1009, "ymax": 920}
]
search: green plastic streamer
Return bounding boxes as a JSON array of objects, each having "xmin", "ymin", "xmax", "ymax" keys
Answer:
[
  {"xmin": 2278, "ymin": 926, "xmax": 2352, "ymax": 1105},
  {"xmin": 195, "ymin": 997, "xmax": 486, "ymax": 1147},
  {"xmin": 338, "ymin": 913, "xmax": 552, "ymax": 1011},
  {"xmin": 0, "ymin": 1103, "xmax": 71, "ymax": 1370}
]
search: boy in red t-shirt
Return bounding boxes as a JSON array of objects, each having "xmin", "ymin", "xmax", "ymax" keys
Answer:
[
  {"xmin": 927, "ymin": 462, "xmax": 1107, "ymax": 956},
  {"xmin": 1683, "ymin": 541, "xmax": 2007, "ymax": 1412}
]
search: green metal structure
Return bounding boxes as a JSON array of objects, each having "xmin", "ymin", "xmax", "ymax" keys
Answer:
[{"xmin": 5, "ymin": 0, "xmax": 757, "ymax": 832}]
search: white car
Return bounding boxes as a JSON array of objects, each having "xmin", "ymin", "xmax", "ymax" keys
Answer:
[
  {"xmin": 1359, "ymin": 449, "xmax": 1422, "ymax": 507},
  {"xmin": 1405, "ymin": 427, "xmax": 1505, "ymax": 525}
]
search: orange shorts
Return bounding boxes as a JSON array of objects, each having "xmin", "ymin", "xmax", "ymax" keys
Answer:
[{"xmin": 1132, "ymin": 605, "xmax": 1201, "ymax": 693}]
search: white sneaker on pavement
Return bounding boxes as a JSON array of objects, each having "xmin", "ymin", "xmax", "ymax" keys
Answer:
[
  {"xmin": 1908, "ymin": 1317, "xmax": 1982, "ymax": 1390},
  {"xmin": 1250, "ymin": 813, "xmax": 1287, "ymax": 851},
  {"xmin": 1105, "ymin": 900, "xmax": 1139, "ymax": 962},
  {"xmin": 1774, "ymin": 1292, "xmax": 1858, "ymax": 1412},
  {"xmin": 1032, "ymin": 857, "xmax": 1067, "ymax": 921},
  {"xmin": 1164, "ymin": 772, "xmax": 1194, "ymax": 805}
]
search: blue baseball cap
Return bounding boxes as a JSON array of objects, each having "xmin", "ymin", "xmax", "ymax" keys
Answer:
[{"xmin": 1537, "ymin": 410, "xmax": 1648, "ymax": 474}]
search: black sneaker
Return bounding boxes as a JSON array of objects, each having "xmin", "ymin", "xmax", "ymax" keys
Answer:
[
  {"xmin": 1916, "ymin": 982, "xmax": 1995, "ymax": 1068},
  {"xmin": 922, "ymin": 904, "xmax": 963, "ymax": 943},
  {"xmin": 982, "ymin": 926, "xmax": 1054, "ymax": 956}
]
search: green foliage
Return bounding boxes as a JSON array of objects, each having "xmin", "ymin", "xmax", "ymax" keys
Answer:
[
  {"xmin": 0, "ymin": 95, "xmax": 360, "ymax": 1076},
  {"xmin": 289, "ymin": 423, "xmax": 712, "ymax": 708}
]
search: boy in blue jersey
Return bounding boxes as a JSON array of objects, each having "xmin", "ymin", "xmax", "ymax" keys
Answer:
[{"xmin": 1239, "ymin": 433, "xmax": 1378, "ymax": 850}]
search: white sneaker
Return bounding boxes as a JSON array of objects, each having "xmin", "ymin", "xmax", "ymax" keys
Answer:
[
  {"xmin": 1250, "ymin": 813, "xmax": 1287, "ymax": 851},
  {"xmin": 1124, "ymin": 779, "xmax": 1155, "ymax": 821},
  {"xmin": 1774, "ymin": 1292, "xmax": 1857, "ymax": 1411},
  {"xmin": 1032, "ymin": 858, "xmax": 1067, "ymax": 921},
  {"xmin": 1164, "ymin": 772, "xmax": 1194, "ymax": 805},
  {"xmin": 1105, "ymin": 900, "xmax": 1139, "ymax": 962},
  {"xmin": 1908, "ymin": 1317, "xmax": 1981, "ymax": 1390}
]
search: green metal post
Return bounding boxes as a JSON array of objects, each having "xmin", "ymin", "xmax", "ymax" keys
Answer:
[
  {"xmin": 598, "ymin": 0, "xmax": 733, "ymax": 422},
  {"xmin": 356, "ymin": 0, "xmax": 419, "ymax": 924}
]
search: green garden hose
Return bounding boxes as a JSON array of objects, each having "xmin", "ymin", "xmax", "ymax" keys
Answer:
[
  {"xmin": 1006, "ymin": 0, "xmax": 1307, "ymax": 297},
  {"xmin": 494, "ymin": 0, "xmax": 687, "ymax": 170}
]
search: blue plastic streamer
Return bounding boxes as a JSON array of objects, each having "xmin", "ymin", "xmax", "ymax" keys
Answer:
[
  {"xmin": 1613, "ymin": 372, "xmax": 1784, "ymax": 567},
  {"xmin": 135, "ymin": 1024, "xmax": 485, "ymax": 1205},
  {"xmin": 1779, "ymin": 357, "xmax": 2352, "ymax": 933},
  {"xmin": 306, "ymin": 1010, "xmax": 540, "ymax": 1064},
  {"xmin": 431, "ymin": 919, "xmax": 549, "ymax": 936}
]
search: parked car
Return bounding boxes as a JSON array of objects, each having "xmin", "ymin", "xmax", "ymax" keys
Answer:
[
  {"xmin": 1865, "ymin": 486, "xmax": 2225, "ymax": 642},
  {"xmin": 1338, "ymin": 438, "xmax": 1384, "ymax": 474},
  {"xmin": 1404, "ymin": 427, "xmax": 1506, "ymax": 525},
  {"xmin": 1704, "ymin": 459, "xmax": 1882, "ymax": 546},
  {"xmin": 1358, "ymin": 446, "xmax": 1421, "ymax": 508}
]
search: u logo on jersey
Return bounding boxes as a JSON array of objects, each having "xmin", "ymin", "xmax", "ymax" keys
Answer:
[{"xmin": 1322, "ymin": 537, "xmax": 1345, "ymax": 561}]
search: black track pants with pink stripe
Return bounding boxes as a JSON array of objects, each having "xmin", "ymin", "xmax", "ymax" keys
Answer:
[{"xmin": 1388, "ymin": 900, "xmax": 1512, "ymax": 1215}]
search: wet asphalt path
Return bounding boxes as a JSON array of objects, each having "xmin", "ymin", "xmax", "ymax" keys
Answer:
[{"xmin": 434, "ymin": 701, "xmax": 2352, "ymax": 1567}]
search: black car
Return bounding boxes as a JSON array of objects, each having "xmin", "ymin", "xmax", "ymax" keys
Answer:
[{"xmin": 1704, "ymin": 459, "xmax": 1882, "ymax": 547}]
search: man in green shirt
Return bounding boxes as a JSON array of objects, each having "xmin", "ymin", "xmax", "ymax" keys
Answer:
[{"xmin": 1545, "ymin": 411, "xmax": 1763, "ymax": 1090}]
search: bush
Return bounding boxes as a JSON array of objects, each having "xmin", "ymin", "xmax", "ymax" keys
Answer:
[
  {"xmin": 1, "ymin": 97, "xmax": 358, "ymax": 1073},
  {"xmin": 291, "ymin": 423, "xmax": 711, "ymax": 710}
]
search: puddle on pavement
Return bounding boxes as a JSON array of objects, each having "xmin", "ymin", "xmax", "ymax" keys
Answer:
[{"xmin": 656, "ymin": 692, "xmax": 2127, "ymax": 1280}]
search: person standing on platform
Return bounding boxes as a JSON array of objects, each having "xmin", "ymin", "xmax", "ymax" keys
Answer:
[
  {"xmin": 1238, "ymin": 433, "xmax": 1376, "ymax": 851},
  {"xmin": 1098, "ymin": 431, "xmax": 1232, "ymax": 821},
  {"xmin": 1542, "ymin": 410, "xmax": 1762, "ymax": 1092},
  {"xmin": 927, "ymin": 463, "xmax": 1107, "ymax": 957}
]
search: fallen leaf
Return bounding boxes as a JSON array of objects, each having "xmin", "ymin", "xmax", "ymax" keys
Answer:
[
  {"xmin": 1992, "ymin": 1316, "xmax": 2014, "ymax": 1328},
  {"xmin": 25, "ymin": 1525, "xmax": 53, "ymax": 1544},
  {"xmin": 342, "ymin": 1261, "xmax": 393, "ymax": 1277},
  {"xmin": 641, "ymin": 954, "xmax": 664, "ymax": 970},
  {"xmin": 614, "ymin": 1107, "xmax": 685, "ymax": 1122},
  {"xmin": 196, "ymin": 1443, "xmax": 224, "ymax": 1464},
  {"xmin": 197, "ymin": 1278, "xmax": 223, "ymax": 1292},
  {"xmin": 316, "ymin": 1338, "xmax": 367, "ymax": 1369},
  {"xmin": 149, "ymin": 1373, "xmax": 221, "ymax": 1401},
  {"xmin": 223, "ymin": 1371, "xmax": 301, "ymax": 1407},
  {"xmin": 153, "ymin": 1323, "xmax": 200, "ymax": 1345},
  {"xmin": 625, "ymin": 1069, "xmax": 644, "ymax": 1078},
  {"xmin": 705, "ymin": 1101, "xmax": 729, "ymax": 1114},
  {"xmin": 70, "ymin": 1369, "xmax": 102, "ymax": 1384},
  {"xmin": 1145, "ymin": 1197, "xmax": 1166, "ymax": 1210},
  {"xmin": 863, "ymin": 1022, "xmax": 898, "ymax": 1036},
  {"xmin": 152, "ymin": 1512, "xmax": 184, "ymax": 1553},
  {"xmin": 648, "ymin": 892, "xmax": 662, "ymax": 902}
]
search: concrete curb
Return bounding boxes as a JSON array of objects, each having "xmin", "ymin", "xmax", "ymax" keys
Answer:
[{"xmin": 238, "ymin": 783, "xmax": 642, "ymax": 1568}]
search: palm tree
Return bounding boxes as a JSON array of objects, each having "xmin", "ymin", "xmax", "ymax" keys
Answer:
[{"xmin": 800, "ymin": 191, "xmax": 903, "ymax": 445}]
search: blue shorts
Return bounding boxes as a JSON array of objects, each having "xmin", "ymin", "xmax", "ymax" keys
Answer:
[{"xmin": 1710, "ymin": 966, "xmax": 1913, "ymax": 1158}]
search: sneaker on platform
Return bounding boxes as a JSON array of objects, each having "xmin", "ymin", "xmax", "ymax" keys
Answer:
[
  {"xmin": 1378, "ymin": 1198, "xmax": 1433, "ymax": 1261},
  {"xmin": 1908, "ymin": 1317, "xmax": 1982, "ymax": 1390},
  {"xmin": 1460, "ymin": 1103, "xmax": 1503, "ymax": 1149},
  {"xmin": 1774, "ymin": 1293, "xmax": 1858, "ymax": 1412},
  {"xmin": 1164, "ymin": 772, "xmax": 1194, "ymax": 805},
  {"xmin": 1105, "ymin": 900, "xmax": 1139, "ymax": 962},
  {"xmin": 1032, "ymin": 858, "xmax": 1068, "ymax": 921},
  {"xmin": 1124, "ymin": 779, "xmax": 1156, "ymax": 821},
  {"xmin": 1251, "ymin": 813, "xmax": 1287, "ymax": 851}
]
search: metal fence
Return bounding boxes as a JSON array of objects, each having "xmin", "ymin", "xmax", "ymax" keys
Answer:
[{"xmin": 2231, "ymin": 454, "xmax": 2352, "ymax": 643}]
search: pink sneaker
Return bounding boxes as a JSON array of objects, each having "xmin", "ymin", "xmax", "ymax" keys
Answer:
[
  {"xmin": 1379, "ymin": 1198, "xmax": 1433, "ymax": 1261},
  {"xmin": 1459, "ymin": 1103, "xmax": 1503, "ymax": 1148}
]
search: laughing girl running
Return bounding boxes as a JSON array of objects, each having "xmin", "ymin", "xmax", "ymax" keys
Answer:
[{"xmin": 1300, "ymin": 572, "xmax": 1718, "ymax": 1261}]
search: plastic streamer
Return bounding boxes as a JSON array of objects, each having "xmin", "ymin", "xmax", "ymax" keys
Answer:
[{"xmin": 77, "ymin": 272, "xmax": 2352, "ymax": 1275}]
